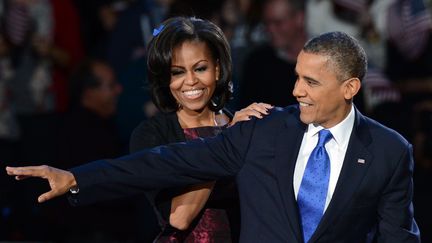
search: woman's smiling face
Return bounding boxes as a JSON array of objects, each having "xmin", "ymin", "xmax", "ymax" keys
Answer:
[{"xmin": 169, "ymin": 40, "xmax": 219, "ymax": 114}]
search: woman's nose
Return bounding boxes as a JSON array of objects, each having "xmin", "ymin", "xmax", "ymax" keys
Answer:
[{"xmin": 185, "ymin": 71, "xmax": 198, "ymax": 85}]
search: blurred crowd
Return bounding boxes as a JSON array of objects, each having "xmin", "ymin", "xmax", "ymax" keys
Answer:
[{"xmin": 0, "ymin": 0, "xmax": 431, "ymax": 242}]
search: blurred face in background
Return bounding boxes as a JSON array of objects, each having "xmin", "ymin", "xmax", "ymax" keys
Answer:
[
  {"xmin": 83, "ymin": 62, "xmax": 122, "ymax": 118},
  {"xmin": 263, "ymin": 0, "xmax": 304, "ymax": 50},
  {"xmin": 0, "ymin": 35, "xmax": 9, "ymax": 56}
]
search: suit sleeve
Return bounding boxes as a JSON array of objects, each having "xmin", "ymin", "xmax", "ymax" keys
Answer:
[
  {"xmin": 68, "ymin": 119, "xmax": 256, "ymax": 206},
  {"xmin": 376, "ymin": 144, "xmax": 420, "ymax": 242}
]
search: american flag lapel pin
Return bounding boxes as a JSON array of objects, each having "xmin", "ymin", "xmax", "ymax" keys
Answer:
[{"xmin": 357, "ymin": 158, "xmax": 365, "ymax": 164}]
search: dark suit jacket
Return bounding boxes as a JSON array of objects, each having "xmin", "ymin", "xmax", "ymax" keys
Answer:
[{"xmin": 69, "ymin": 105, "xmax": 420, "ymax": 243}]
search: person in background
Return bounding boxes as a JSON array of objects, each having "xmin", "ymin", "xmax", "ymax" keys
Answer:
[
  {"xmin": 6, "ymin": 31, "xmax": 420, "ymax": 242},
  {"xmin": 58, "ymin": 59, "xmax": 123, "ymax": 168},
  {"xmin": 237, "ymin": 0, "xmax": 306, "ymax": 109},
  {"xmin": 53, "ymin": 59, "xmax": 130, "ymax": 242}
]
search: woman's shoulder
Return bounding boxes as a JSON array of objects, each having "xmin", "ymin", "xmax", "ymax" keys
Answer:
[
  {"xmin": 133, "ymin": 112, "xmax": 176, "ymax": 134},
  {"xmin": 129, "ymin": 112, "xmax": 184, "ymax": 152},
  {"xmin": 148, "ymin": 112, "xmax": 179, "ymax": 126}
]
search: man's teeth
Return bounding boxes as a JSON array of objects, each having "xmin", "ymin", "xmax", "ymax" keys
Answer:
[{"xmin": 299, "ymin": 102, "xmax": 310, "ymax": 107}]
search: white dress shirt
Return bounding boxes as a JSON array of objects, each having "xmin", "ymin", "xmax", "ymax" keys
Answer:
[{"xmin": 293, "ymin": 105, "xmax": 355, "ymax": 211}]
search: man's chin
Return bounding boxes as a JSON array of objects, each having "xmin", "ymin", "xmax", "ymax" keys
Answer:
[
  {"xmin": 299, "ymin": 115, "xmax": 314, "ymax": 125},
  {"xmin": 299, "ymin": 118, "xmax": 308, "ymax": 125}
]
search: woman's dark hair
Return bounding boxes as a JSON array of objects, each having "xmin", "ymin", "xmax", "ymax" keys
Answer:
[{"xmin": 147, "ymin": 16, "xmax": 233, "ymax": 113}]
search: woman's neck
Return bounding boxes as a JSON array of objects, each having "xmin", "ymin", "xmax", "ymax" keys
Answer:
[{"xmin": 177, "ymin": 108, "xmax": 217, "ymax": 129}]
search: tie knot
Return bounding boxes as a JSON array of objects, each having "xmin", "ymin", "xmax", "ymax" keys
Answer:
[{"xmin": 317, "ymin": 129, "xmax": 332, "ymax": 147}]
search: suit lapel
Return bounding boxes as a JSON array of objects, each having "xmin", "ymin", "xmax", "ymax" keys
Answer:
[
  {"xmin": 274, "ymin": 110, "xmax": 306, "ymax": 242},
  {"xmin": 311, "ymin": 109, "xmax": 373, "ymax": 242}
]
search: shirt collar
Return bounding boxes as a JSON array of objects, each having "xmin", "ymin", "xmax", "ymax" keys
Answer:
[{"xmin": 306, "ymin": 105, "xmax": 355, "ymax": 146}]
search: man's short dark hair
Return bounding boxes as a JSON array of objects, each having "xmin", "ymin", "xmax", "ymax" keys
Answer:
[
  {"xmin": 147, "ymin": 16, "xmax": 233, "ymax": 113},
  {"xmin": 303, "ymin": 31, "xmax": 368, "ymax": 82}
]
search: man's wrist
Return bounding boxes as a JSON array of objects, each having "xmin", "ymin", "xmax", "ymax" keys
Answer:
[
  {"xmin": 66, "ymin": 170, "xmax": 79, "ymax": 194},
  {"xmin": 69, "ymin": 185, "xmax": 79, "ymax": 194}
]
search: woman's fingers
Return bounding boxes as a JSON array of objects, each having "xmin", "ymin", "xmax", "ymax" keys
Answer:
[
  {"xmin": 243, "ymin": 102, "xmax": 273, "ymax": 118},
  {"xmin": 241, "ymin": 108, "xmax": 263, "ymax": 119},
  {"xmin": 230, "ymin": 103, "xmax": 273, "ymax": 126},
  {"xmin": 248, "ymin": 102, "xmax": 273, "ymax": 114}
]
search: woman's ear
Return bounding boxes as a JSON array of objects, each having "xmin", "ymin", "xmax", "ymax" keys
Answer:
[{"xmin": 343, "ymin": 78, "xmax": 361, "ymax": 100}]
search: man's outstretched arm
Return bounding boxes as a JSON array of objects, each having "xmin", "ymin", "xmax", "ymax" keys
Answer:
[{"xmin": 5, "ymin": 117, "xmax": 257, "ymax": 205}]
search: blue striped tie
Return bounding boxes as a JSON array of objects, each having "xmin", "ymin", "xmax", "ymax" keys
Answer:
[{"xmin": 298, "ymin": 129, "xmax": 333, "ymax": 242}]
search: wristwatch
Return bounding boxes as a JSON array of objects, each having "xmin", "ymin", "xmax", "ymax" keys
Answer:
[{"xmin": 69, "ymin": 186, "xmax": 80, "ymax": 194}]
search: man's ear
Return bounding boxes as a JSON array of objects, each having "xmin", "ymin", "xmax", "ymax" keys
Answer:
[{"xmin": 343, "ymin": 78, "xmax": 361, "ymax": 100}]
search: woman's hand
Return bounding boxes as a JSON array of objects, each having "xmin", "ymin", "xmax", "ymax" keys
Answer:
[
  {"xmin": 230, "ymin": 102, "xmax": 273, "ymax": 126},
  {"xmin": 5, "ymin": 165, "xmax": 77, "ymax": 203}
]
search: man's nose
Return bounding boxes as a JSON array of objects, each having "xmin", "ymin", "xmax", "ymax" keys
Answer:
[{"xmin": 292, "ymin": 79, "xmax": 303, "ymax": 97}]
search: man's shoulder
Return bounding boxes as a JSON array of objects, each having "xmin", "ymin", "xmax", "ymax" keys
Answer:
[
  {"xmin": 259, "ymin": 105, "xmax": 301, "ymax": 126},
  {"xmin": 270, "ymin": 105, "xmax": 299, "ymax": 117},
  {"xmin": 358, "ymin": 112, "xmax": 410, "ymax": 148}
]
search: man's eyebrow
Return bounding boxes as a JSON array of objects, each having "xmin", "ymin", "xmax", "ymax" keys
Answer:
[
  {"xmin": 295, "ymin": 69, "xmax": 319, "ymax": 83},
  {"xmin": 304, "ymin": 76, "xmax": 319, "ymax": 84}
]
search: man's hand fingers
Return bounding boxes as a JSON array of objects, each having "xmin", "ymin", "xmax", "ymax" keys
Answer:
[
  {"xmin": 6, "ymin": 165, "xmax": 75, "ymax": 203},
  {"xmin": 15, "ymin": 175, "xmax": 31, "ymax": 180},
  {"xmin": 6, "ymin": 166, "xmax": 47, "ymax": 178},
  {"xmin": 38, "ymin": 190, "xmax": 57, "ymax": 203}
]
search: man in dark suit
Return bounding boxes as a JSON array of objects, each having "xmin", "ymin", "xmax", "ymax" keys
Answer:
[{"xmin": 6, "ymin": 31, "xmax": 420, "ymax": 242}]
